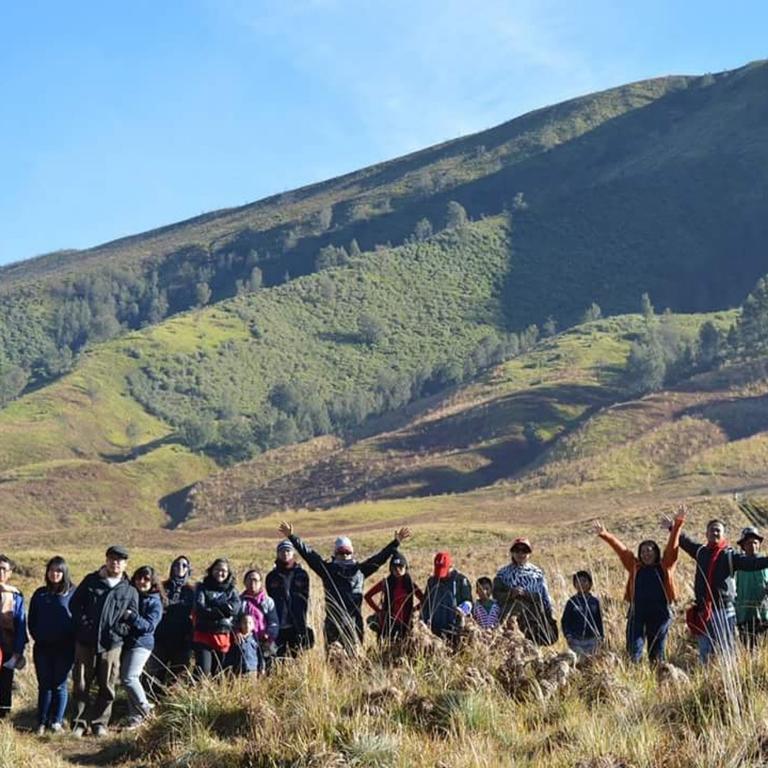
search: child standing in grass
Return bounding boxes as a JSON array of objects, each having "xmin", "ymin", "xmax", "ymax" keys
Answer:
[
  {"xmin": 225, "ymin": 614, "xmax": 262, "ymax": 675},
  {"xmin": 472, "ymin": 577, "xmax": 500, "ymax": 630},
  {"xmin": 561, "ymin": 570, "xmax": 604, "ymax": 658}
]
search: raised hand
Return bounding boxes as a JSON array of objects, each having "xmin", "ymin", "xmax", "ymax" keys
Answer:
[
  {"xmin": 394, "ymin": 526, "xmax": 412, "ymax": 544},
  {"xmin": 674, "ymin": 504, "xmax": 688, "ymax": 525},
  {"xmin": 589, "ymin": 520, "xmax": 606, "ymax": 536},
  {"xmin": 659, "ymin": 513, "xmax": 674, "ymax": 531},
  {"xmin": 278, "ymin": 521, "xmax": 294, "ymax": 538}
]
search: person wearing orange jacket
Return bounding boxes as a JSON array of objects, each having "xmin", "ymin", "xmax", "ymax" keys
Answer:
[{"xmin": 591, "ymin": 508, "xmax": 686, "ymax": 663}]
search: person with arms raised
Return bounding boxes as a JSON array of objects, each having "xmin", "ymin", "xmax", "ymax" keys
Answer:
[{"xmin": 278, "ymin": 521, "xmax": 411, "ymax": 652}]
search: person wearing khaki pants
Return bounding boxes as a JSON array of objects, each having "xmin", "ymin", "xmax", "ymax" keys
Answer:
[{"xmin": 68, "ymin": 546, "xmax": 138, "ymax": 737}]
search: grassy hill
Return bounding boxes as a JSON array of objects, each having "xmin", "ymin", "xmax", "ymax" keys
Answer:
[{"xmin": 2, "ymin": 61, "xmax": 768, "ymax": 401}]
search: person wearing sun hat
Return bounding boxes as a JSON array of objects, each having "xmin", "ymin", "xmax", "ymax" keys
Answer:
[
  {"xmin": 493, "ymin": 537, "xmax": 557, "ymax": 645},
  {"xmin": 277, "ymin": 521, "xmax": 411, "ymax": 652},
  {"xmin": 735, "ymin": 526, "xmax": 768, "ymax": 648},
  {"xmin": 420, "ymin": 552, "xmax": 472, "ymax": 646},
  {"xmin": 266, "ymin": 539, "xmax": 314, "ymax": 657}
]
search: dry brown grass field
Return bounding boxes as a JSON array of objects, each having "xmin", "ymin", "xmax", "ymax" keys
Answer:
[{"xmin": 4, "ymin": 486, "xmax": 768, "ymax": 767}]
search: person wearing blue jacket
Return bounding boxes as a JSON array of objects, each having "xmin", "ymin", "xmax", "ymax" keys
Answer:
[
  {"xmin": 561, "ymin": 570, "xmax": 604, "ymax": 658},
  {"xmin": 121, "ymin": 566, "xmax": 165, "ymax": 728},
  {"xmin": 28, "ymin": 556, "xmax": 75, "ymax": 734},
  {"xmin": 225, "ymin": 614, "xmax": 262, "ymax": 675},
  {"xmin": 0, "ymin": 554, "xmax": 27, "ymax": 720}
]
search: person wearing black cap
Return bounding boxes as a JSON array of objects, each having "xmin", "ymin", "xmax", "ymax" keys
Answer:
[
  {"xmin": 364, "ymin": 552, "xmax": 424, "ymax": 642},
  {"xmin": 493, "ymin": 538, "xmax": 557, "ymax": 645},
  {"xmin": 277, "ymin": 521, "xmax": 411, "ymax": 652},
  {"xmin": 735, "ymin": 526, "xmax": 768, "ymax": 648},
  {"xmin": 69, "ymin": 545, "xmax": 139, "ymax": 737},
  {"xmin": 266, "ymin": 539, "xmax": 313, "ymax": 658}
]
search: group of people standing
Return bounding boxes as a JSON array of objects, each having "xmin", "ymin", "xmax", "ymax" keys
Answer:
[{"xmin": 1, "ymin": 508, "xmax": 767, "ymax": 737}]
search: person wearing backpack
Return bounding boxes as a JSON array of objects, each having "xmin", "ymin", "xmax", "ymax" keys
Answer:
[
  {"xmin": 678, "ymin": 517, "xmax": 768, "ymax": 663},
  {"xmin": 277, "ymin": 522, "xmax": 411, "ymax": 652},
  {"xmin": 420, "ymin": 552, "xmax": 472, "ymax": 646}
]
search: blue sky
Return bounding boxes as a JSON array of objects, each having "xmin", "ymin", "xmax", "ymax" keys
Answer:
[{"xmin": 1, "ymin": 1, "xmax": 765, "ymax": 266}]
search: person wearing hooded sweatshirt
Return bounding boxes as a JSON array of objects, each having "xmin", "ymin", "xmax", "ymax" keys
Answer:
[
  {"xmin": 278, "ymin": 521, "xmax": 411, "ymax": 652},
  {"xmin": 593, "ymin": 510, "xmax": 685, "ymax": 664},
  {"xmin": 28, "ymin": 556, "xmax": 75, "ymax": 734},
  {"xmin": 679, "ymin": 518, "xmax": 768, "ymax": 663},
  {"xmin": 147, "ymin": 555, "xmax": 196, "ymax": 688},
  {"xmin": 364, "ymin": 552, "xmax": 424, "ymax": 642},
  {"xmin": 735, "ymin": 526, "xmax": 768, "ymax": 648},
  {"xmin": 421, "ymin": 552, "xmax": 472, "ymax": 644},
  {"xmin": 493, "ymin": 538, "xmax": 557, "ymax": 646},
  {"xmin": 240, "ymin": 569, "xmax": 279, "ymax": 665},
  {"xmin": 0, "ymin": 554, "xmax": 27, "ymax": 720},
  {"xmin": 266, "ymin": 540, "xmax": 313, "ymax": 657},
  {"xmin": 69, "ymin": 545, "xmax": 139, "ymax": 737},
  {"xmin": 192, "ymin": 558, "xmax": 241, "ymax": 676},
  {"xmin": 121, "ymin": 566, "xmax": 165, "ymax": 728}
]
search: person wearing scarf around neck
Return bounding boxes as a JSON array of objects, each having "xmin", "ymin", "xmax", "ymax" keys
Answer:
[
  {"xmin": 240, "ymin": 569, "xmax": 279, "ymax": 671},
  {"xmin": 0, "ymin": 554, "xmax": 27, "ymax": 720},
  {"xmin": 678, "ymin": 517, "xmax": 768, "ymax": 663},
  {"xmin": 364, "ymin": 552, "xmax": 424, "ymax": 642},
  {"xmin": 146, "ymin": 556, "xmax": 195, "ymax": 690},
  {"xmin": 592, "ymin": 508, "xmax": 685, "ymax": 664}
]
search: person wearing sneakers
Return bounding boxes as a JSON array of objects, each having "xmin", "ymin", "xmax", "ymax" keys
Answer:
[
  {"xmin": 493, "ymin": 538, "xmax": 557, "ymax": 645},
  {"xmin": 0, "ymin": 554, "xmax": 27, "ymax": 720},
  {"xmin": 266, "ymin": 540, "xmax": 313, "ymax": 657},
  {"xmin": 420, "ymin": 552, "xmax": 472, "ymax": 645},
  {"xmin": 69, "ymin": 545, "xmax": 138, "ymax": 737},
  {"xmin": 735, "ymin": 526, "xmax": 768, "ymax": 648},
  {"xmin": 277, "ymin": 522, "xmax": 411, "ymax": 652}
]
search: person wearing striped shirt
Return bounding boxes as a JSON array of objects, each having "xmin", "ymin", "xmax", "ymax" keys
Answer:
[{"xmin": 472, "ymin": 577, "xmax": 501, "ymax": 630}]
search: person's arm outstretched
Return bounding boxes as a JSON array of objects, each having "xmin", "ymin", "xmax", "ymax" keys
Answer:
[
  {"xmin": 278, "ymin": 521, "xmax": 326, "ymax": 577},
  {"xmin": 360, "ymin": 528, "xmax": 412, "ymax": 578},
  {"xmin": 660, "ymin": 507, "xmax": 687, "ymax": 568},
  {"xmin": 591, "ymin": 520, "xmax": 635, "ymax": 572}
]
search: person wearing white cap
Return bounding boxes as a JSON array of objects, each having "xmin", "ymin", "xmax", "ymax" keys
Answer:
[
  {"xmin": 735, "ymin": 526, "xmax": 768, "ymax": 648},
  {"xmin": 278, "ymin": 521, "xmax": 411, "ymax": 652}
]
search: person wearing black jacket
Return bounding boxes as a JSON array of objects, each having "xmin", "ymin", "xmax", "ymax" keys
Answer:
[
  {"xmin": 278, "ymin": 522, "xmax": 411, "ymax": 652},
  {"xmin": 192, "ymin": 558, "xmax": 241, "ymax": 676},
  {"xmin": 677, "ymin": 517, "xmax": 768, "ymax": 663},
  {"xmin": 265, "ymin": 540, "xmax": 313, "ymax": 657},
  {"xmin": 69, "ymin": 546, "xmax": 139, "ymax": 738},
  {"xmin": 146, "ymin": 556, "xmax": 195, "ymax": 688}
]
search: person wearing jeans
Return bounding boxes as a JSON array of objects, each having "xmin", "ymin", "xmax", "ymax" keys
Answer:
[
  {"xmin": 28, "ymin": 556, "xmax": 75, "ymax": 735},
  {"xmin": 121, "ymin": 566, "xmax": 164, "ymax": 728},
  {"xmin": 69, "ymin": 545, "xmax": 138, "ymax": 737}
]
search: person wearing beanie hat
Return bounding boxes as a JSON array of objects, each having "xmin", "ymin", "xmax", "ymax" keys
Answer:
[
  {"xmin": 420, "ymin": 552, "xmax": 472, "ymax": 646},
  {"xmin": 69, "ymin": 547, "xmax": 139, "ymax": 737},
  {"xmin": 266, "ymin": 539, "xmax": 313, "ymax": 657},
  {"xmin": 493, "ymin": 538, "xmax": 557, "ymax": 646},
  {"xmin": 735, "ymin": 526, "xmax": 768, "ymax": 648},
  {"xmin": 145, "ymin": 556, "xmax": 195, "ymax": 692},
  {"xmin": 364, "ymin": 552, "xmax": 424, "ymax": 642},
  {"xmin": 278, "ymin": 521, "xmax": 411, "ymax": 652}
]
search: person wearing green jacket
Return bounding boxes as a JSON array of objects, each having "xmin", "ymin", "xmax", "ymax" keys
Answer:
[{"xmin": 735, "ymin": 526, "xmax": 768, "ymax": 648}]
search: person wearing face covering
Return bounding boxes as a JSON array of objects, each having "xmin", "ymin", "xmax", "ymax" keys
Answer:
[
  {"xmin": 677, "ymin": 516, "xmax": 768, "ymax": 663},
  {"xmin": 146, "ymin": 556, "xmax": 195, "ymax": 690},
  {"xmin": 277, "ymin": 522, "xmax": 411, "ymax": 652},
  {"xmin": 592, "ymin": 510, "xmax": 685, "ymax": 663}
]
